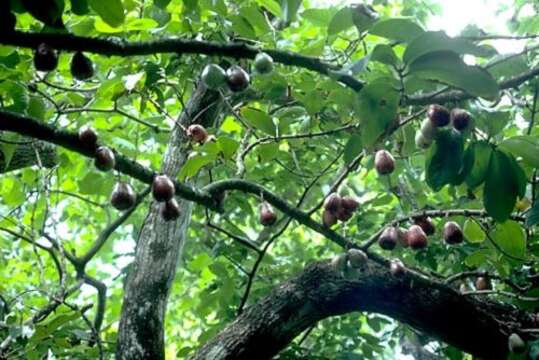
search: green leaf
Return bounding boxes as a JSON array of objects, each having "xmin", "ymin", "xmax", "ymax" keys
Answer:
[
  {"xmin": 465, "ymin": 141, "xmax": 493, "ymax": 188},
  {"xmin": 241, "ymin": 108, "xmax": 276, "ymax": 136},
  {"xmin": 475, "ymin": 110, "xmax": 509, "ymax": 137},
  {"xmin": 369, "ymin": 18, "xmax": 423, "ymax": 42},
  {"xmin": 27, "ymin": 96, "xmax": 46, "ymax": 120},
  {"xmin": 403, "ymin": 31, "xmax": 495, "ymax": 65},
  {"xmin": 89, "ymin": 0, "xmax": 125, "ymax": 27},
  {"xmin": 408, "ymin": 51, "xmax": 499, "ymax": 100},
  {"xmin": 240, "ymin": 5, "xmax": 271, "ymax": 34},
  {"xmin": 216, "ymin": 137, "xmax": 239, "ymax": 159},
  {"xmin": 526, "ymin": 201, "xmax": 539, "ymax": 227},
  {"xmin": 506, "ymin": 153, "xmax": 527, "ymax": 199},
  {"xmin": 357, "ymin": 79, "xmax": 399, "ymax": 149},
  {"xmin": 256, "ymin": 0, "xmax": 281, "ymax": 17},
  {"xmin": 280, "ymin": 0, "xmax": 301, "ymax": 23},
  {"xmin": 499, "ymin": 135, "xmax": 539, "ymax": 168},
  {"xmin": 327, "ymin": 7, "xmax": 353, "ymax": 35},
  {"xmin": 343, "ymin": 133, "xmax": 362, "ymax": 164},
  {"xmin": 0, "ymin": 133, "xmax": 19, "ymax": 171},
  {"xmin": 21, "ymin": 0, "xmax": 65, "ymax": 28},
  {"xmin": 484, "ymin": 150, "xmax": 519, "ymax": 222},
  {"xmin": 370, "ymin": 44, "xmax": 399, "ymax": 66},
  {"xmin": 463, "ymin": 219, "xmax": 485, "ymax": 243},
  {"xmin": 464, "ymin": 249, "xmax": 492, "ymax": 267},
  {"xmin": 425, "ymin": 129, "xmax": 464, "ymax": 191},
  {"xmin": 70, "ymin": 0, "xmax": 89, "ymax": 15},
  {"xmin": 491, "ymin": 220, "xmax": 526, "ymax": 259},
  {"xmin": 179, "ymin": 154, "xmax": 215, "ymax": 179},
  {"xmin": 153, "ymin": 0, "xmax": 171, "ymax": 9}
]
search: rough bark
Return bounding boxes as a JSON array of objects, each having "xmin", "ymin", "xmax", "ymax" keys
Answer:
[
  {"xmin": 0, "ymin": 141, "xmax": 56, "ymax": 173},
  {"xmin": 116, "ymin": 84, "xmax": 223, "ymax": 360},
  {"xmin": 191, "ymin": 259, "xmax": 533, "ymax": 360}
]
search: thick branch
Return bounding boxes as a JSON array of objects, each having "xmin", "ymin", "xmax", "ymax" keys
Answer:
[
  {"xmin": 191, "ymin": 258, "xmax": 534, "ymax": 360},
  {"xmin": 0, "ymin": 31, "xmax": 363, "ymax": 91}
]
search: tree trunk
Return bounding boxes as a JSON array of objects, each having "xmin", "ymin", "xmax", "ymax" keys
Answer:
[
  {"xmin": 116, "ymin": 84, "xmax": 223, "ymax": 359},
  {"xmin": 191, "ymin": 259, "xmax": 533, "ymax": 360}
]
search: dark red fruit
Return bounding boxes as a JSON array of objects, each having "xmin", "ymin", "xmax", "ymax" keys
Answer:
[
  {"xmin": 213, "ymin": 191, "xmax": 226, "ymax": 206},
  {"xmin": 378, "ymin": 227, "xmax": 398, "ymax": 250},
  {"xmin": 336, "ymin": 207, "xmax": 354, "ymax": 222},
  {"xmin": 186, "ymin": 124, "xmax": 208, "ymax": 143},
  {"xmin": 451, "ymin": 108, "xmax": 471, "ymax": 131},
  {"xmin": 152, "ymin": 175, "xmax": 175, "ymax": 202},
  {"xmin": 427, "ymin": 104, "xmax": 451, "ymax": 127},
  {"xmin": 406, "ymin": 225, "xmax": 428, "ymax": 250},
  {"xmin": 34, "ymin": 43, "xmax": 58, "ymax": 72},
  {"xmin": 110, "ymin": 182, "xmax": 136, "ymax": 210},
  {"xmin": 341, "ymin": 196, "xmax": 359, "ymax": 212},
  {"xmin": 374, "ymin": 150, "xmax": 395, "ymax": 175},
  {"xmin": 70, "ymin": 51, "xmax": 94, "ymax": 80},
  {"xmin": 78, "ymin": 126, "xmax": 98, "ymax": 149},
  {"xmin": 475, "ymin": 277, "xmax": 491, "ymax": 291},
  {"xmin": 322, "ymin": 209, "xmax": 338, "ymax": 227},
  {"xmin": 226, "ymin": 66, "xmax": 250, "ymax": 92},
  {"xmin": 260, "ymin": 201, "xmax": 277, "ymax": 226},
  {"xmin": 94, "ymin": 146, "xmax": 115, "ymax": 171},
  {"xmin": 443, "ymin": 221, "xmax": 464, "ymax": 244},
  {"xmin": 160, "ymin": 198, "xmax": 181, "ymax": 221},
  {"xmin": 390, "ymin": 259, "xmax": 405, "ymax": 276},
  {"xmin": 323, "ymin": 193, "xmax": 342, "ymax": 214},
  {"xmin": 414, "ymin": 216, "xmax": 435, "ymax": 236},
  {"xmin": 397, "ymin": 228, "xmax": 409, "ymax": 248}
]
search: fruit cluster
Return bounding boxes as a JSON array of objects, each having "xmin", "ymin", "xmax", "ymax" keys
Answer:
[
  {"xmin": 416, "ymin": 104, "xmax": 472, "ymax": 149},
  {"xmin": 201, "ymin": 52, "xmax": 274, "ymax": 92},
  {"xmin": 322, "ymin": 193, "xmax": 360, "ymax": 227},
  {"xmin": 378, "ymin": 216, "xmax": 464, "ymax": 251},
  {"xmin": 34, "ymin": 43, "xmax": 94, "ymax": 80}
]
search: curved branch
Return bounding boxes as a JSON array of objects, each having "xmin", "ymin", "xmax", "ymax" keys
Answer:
[
  {"xmin": 0, "ymin": 31, "xmax": 364, "ymax": 91},
  {"xmin": 191, "ymin": 258, "xmax": 534, "ymax": 360}
]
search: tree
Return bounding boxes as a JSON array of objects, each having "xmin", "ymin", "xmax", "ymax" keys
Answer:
[{"xmin": 0, "ymin": 0, "xmax": 538, "ymax": 359}]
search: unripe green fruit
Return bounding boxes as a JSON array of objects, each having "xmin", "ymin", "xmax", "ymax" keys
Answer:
[
  {"xmin": 420, "ymin": 118, "xmax": 437, "ymax": 141},
  {"xmin": 331, "ymin": 253, "xmax": 348, "ymax": 274},
  {"xmin": 415, "ymin": 131, "xmax": 432, "ymax": 149},
  {"xmin": 201, "ymin": 64, "xmax": 227, "ymax": 89},
  {"xmin": 347, "ymin": 249, "xmax": 367, "ymax": 268},
  {"xmin": 508, "ymin": 333, "xmax": 526, "ymax": 354},
  {"xmin": 254, "ymin": 52, "xmax": 274, "ymax": 74}
]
